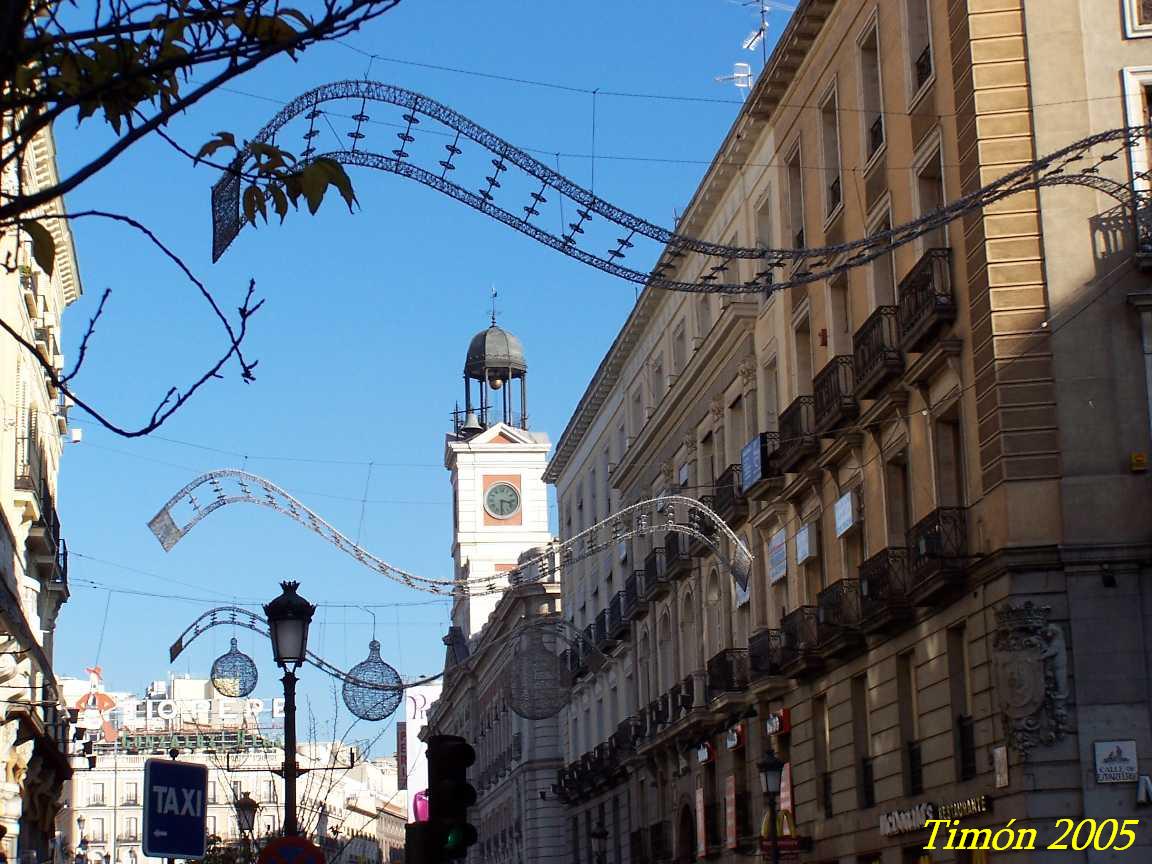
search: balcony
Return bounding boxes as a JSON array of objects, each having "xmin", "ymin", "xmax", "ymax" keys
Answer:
[
  {"xmin": 713, "ymin": 463, "xmax": 747, "ymax": 525},
  {"xmin": 642, "ymin": 548, "xmax": 671, "ymax": 601},
  {"xmin": 687, "ymin": 495, "xmax": 718, "ymax": 557},
  {"xmin": 776, "ymin": 396, "xmax": 818, "ymax": 472},
  {"xmin": 816, "ymin": 579, "xmax": 864, "ymax": 658},
  {"xmin": 898, "ymin": 248, "xmax": 954, "ymax": 353},
  {"xmin": 906, "ymin": 506, "xmax": 967, "ymax": 604},
  {"xmin": 613, "ymin": 717, "xmax": 641, "ymax": 754},
  {"xmin": 663, "ymin": 530, "xmax": 693, "ymax": 580},
  {"xmin": 740, "ymin": 432, "xmax": 782, "ymax": 500},
  {"xmin": 706, "ymin": 648, "xmax": 749, "ymax": 702},
  {"xmin": 624, "ymin": 570, "xmax": 648, "ymax": 620},
  {"xmin": 853, "ymin": 306, "xmax": 903, "ymax": 399},
  {"xmin": 779, "ymin": 606, "xmax": 822, "ymax": 678},
  {"xmin": 44, "ymin": 538, "xmax": 68, "ymax": 595},
  {"xmin": 27, "ymin": 485, "xmax": 60, "ymax": 555},
  {"xmin": 858, "ymin": 547, "xmax": 912, "ymax": 633},
  {"xmin": 813, "ymin": 356, "xmax": 857, "ymax": 434},
  {"xmin": 607, "ymin": 591, "xmax": 629, "ymax": 641},
  {"xmin": 593, "ymin": 609, "xmax": 611, "ymax": 651},
  {"xmin": 748, "ymin": 629, "xmax": 784, "ymax": 682},
  {"xmin": 648, "ymin": 697, "xmax": 669, "ymax": 732},
  {"xmin": 1136, "ymin": 197, "xmax": 1152, "ymax": 270}
]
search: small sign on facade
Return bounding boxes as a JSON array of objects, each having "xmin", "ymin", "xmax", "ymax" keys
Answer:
[
  {"xmin": 768, "ymin": 528, "xmax": 787, "ymax": 584},
  {"xmin": 764, "ymin": 708, "xmax": 791, "ymax": 736},
  {"xmin": 725, "ymin": 724, "xmax": 744, "ymax": 750},
  {"xmin": 834, "ymin": 490, "xmax": 857, "ymax": 537},
  {"xmin": 993, "ymin": 744, "xmax": 1009, "ymax": 789},
  {"xmin": 1095, "ymin": 740, "xmax": 1139, "ymax": 783},
  {"xmin": 795, "ymin": 524, "xmax": 817, "ymax": 564}
]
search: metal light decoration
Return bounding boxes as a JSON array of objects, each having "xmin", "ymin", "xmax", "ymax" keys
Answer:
[
  {"xmin": 342, "ymin": 640, "xmax": 403, "ymax": 722},
  {"xmin": 210, "ymin": 637, "xmax": 259, "ymax": 698},
  {"xmin": 508, "ymin": 623, "xmax": 569, "ymax": 721}
]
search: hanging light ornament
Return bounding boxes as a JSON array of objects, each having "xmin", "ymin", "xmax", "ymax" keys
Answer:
[
  {"xmin": 210, "ymin": 637, "xmax": 259, "ymax": 698},
  {"xmin": 342, "ymin": 640, "xmax": 403, "ymax": 721},
  {"xmin": 508, "ymin": 622, "xmax": 568, "ymax": 721}
]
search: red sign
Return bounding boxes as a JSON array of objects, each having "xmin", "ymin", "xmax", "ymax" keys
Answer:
[
  {"xmin": 257, "ymin": 837, "xmax": 324, "ymax": 864},
  {"xmin": 725, "ymin": 776, "xmax": 737, "ymax": 850},
  {"xmin": 696, "ymin": 787, "xmax": 706, "ymax": 855}
]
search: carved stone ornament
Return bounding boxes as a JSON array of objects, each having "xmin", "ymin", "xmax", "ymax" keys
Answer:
[
  {"xmin": 683, "ymin": 436, "xmax": 698, "ymax": 456},
  {"xmin": 993, "ymin": 601, "xmax": 1073, "ymax": 760},
  {"xmin": 738, "ymin": 359, "xmax": 757, "ymax": 393}
]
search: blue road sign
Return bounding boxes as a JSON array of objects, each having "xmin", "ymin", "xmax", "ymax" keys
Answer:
[{"xmin": 142, "ymin": 759, "xmax": 209, "ymax": 859}]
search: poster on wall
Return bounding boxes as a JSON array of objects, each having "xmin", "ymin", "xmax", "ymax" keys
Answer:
[
  {"xmin": 725, "ymin": 775, "xmax": 737, "ymax": 850},
  {"xmin": 696, "ymin": 786, "xmax": 707, "ymax": 854},
  {"xmin": 404, "ymin": 684, "xmax": 443, "ymax": 820}
]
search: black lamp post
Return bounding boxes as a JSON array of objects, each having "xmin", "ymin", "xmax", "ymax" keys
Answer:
[
  {"xmin": 758, "ymin": 750, "xmax": 784, "ymax": 864},
  {"xmin": 235, "ymin": 791, "xmax": 259, "ymax": 863},
  {"xmin": 264, "ymin": 582, "xmax": 316, "ymax": 838}
]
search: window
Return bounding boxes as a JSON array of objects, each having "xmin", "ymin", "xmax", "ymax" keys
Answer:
[
  {"xmin": 672, "ymin": 321, "xmax": 688, "ymax": 373},
  {"xmin": 793, "ymin": 317, "xmax": 814, "ymax": 394},
  {"xmin": 91, "ymin": 782, "xmax": 105, "ymax": 806},
  {"xmin": 92, "ymin": 818, "xmax": 105, "ymax": 841},
  {"xmin": 948, "ymin": 625, "xmax": 976, "ymax": 781},
  {"xmin": 897, "ymin": 652, "xmax": 922, "ymax": 795},
  {"xmin": 813, "ymin": 695, "xmax": 832, "ymax": 815},
  {"xmin": 859, "ymin": 23, "xmax": 884, "ymax": 158},
  {"xmin": 1124, "ymin": 69, "xmax": 1152, "ymax": 190},
  {"xmin": 263, "ymin": 780, "xmax": 275, "ymax": 802},
  {"xmin": 787, "ymin": 146, "xmax": 805, "ymax": 249},
  {"xmin": 589, "ymin": 467, "xmax": 598, "ymax": 522},
  {"xmin": 630, "ymin": 388, "xmax": 645, "ymax": 438},
  {"xmin": 1125, "ymin": 0, "xmax": 1152, "ymax": 36},
  {"xmin": 841, "ymin": 497, "xmax": 865, "ymax": 578},
  {"xmin": 934, "ymin": 406, "xmax": 964, "ymax": 508},
  {"xmin": 884, "ymin": 450, "xmax": 912, "ymax": 547},
  {"xmin": 207, "ymin": 816, "xmax": 217, "ymax": 836},
  {"xmin": 208, "ymin": 781, "xmax": 218, "ymax": 804},
  {"xmin": 829, "ymin": 273, "xmax": 851, "ymax": 355},
  {"xmin": 125, "ymin": 782, "xmax": 139, "ymax": 804},
  {"xmin": 232, "ymin": 781, "xmax": 242, "ymax": 798},
  {"xmin": 868, "ymin": 208, "xmax": 896, "ymax": 306},
  {"xmin": 820, "ymin": 88, "xmax": 843, "ymax": 217},
  {"xmin": 852, "ymin": 676, "xmax": 874, "ymax": 809},
  {"xmin": 650, "ymin": 355, "xmax": 665, "ymax": 402},
  {"xmin": 915, "ymin": 146, "xmax": 946, "ymax": 250},
  {"xmin": 126, "ymin": 817, "xmax": 138, "ymax": 840},
  {"xmin": 762, "ymin": 358, "xmax": 780, "ymax": 433},
  {"xmin": 697, "ymin": 294, "xmax": 713, "ymax": 336},
  {"xmin": 906, "ymin": 0, "xmax": 933, "ymax": 96},
  {"xmin": 756, "ymin": 191, "xmax": 776, "ymax": 302}
]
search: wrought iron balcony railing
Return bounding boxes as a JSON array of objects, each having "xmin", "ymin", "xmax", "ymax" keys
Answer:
[
  {"xmin": 740, "ymin": 431, "xmax": 782, "ymax": 497},
  {"xmin": 687, "ymin": 495, "xmax": 718, "ymax": 556},
  {"xmin": 706, "ymin": 648, "xmax": 749, "ymax": 700},
  {"xmin": 859, "ymin": 547, "xmax": 912, "ymax": 632},
  {"xmin": 853, "ymin": 305, "xmax": 903, "ymax": 399},
  {"xmin": 779, "ymin": 606, "xmax": 822, "ymax": 677},
  {"xmin": 813, "ymin": 355, "xmax": 857, "ymax": 434},
  {"xmin": 816, "ymin": 579, "xmax": 864, "ymax": 657},
  {"xmin": 906, "ymin": 506, "xmax": 967, "ymax": 602},
  {"xmin": 748, "ymin": 628, "xmax": 784, "ymax": 681},
  {"xmin": 663, "ymin": 530, "xmax": 692, "ymax": 578},
  {"xmin": 642, "ymin": 548, "xmax": 671, "ymax": 600},
  {"xmin": 713, "ymin": 463, "xmax": 747, "ymax": 524},
  {"xmin": 1136, "ymin": 196, "xmax": 1152, "ymax": 270},
  {"xmin": 624, "ymin": 570, "xmax": 646, "ymax": 620},
  {"xmin": 607, "ymin": 591, "xmax": 629, "ymax": 641},
  {"xmin": 777, "ymin": 396, "xmax": 818, "ymax": 471},
  {"xmin": 897, "ymin": 247, "xmax": 954, "ymax": 353}
]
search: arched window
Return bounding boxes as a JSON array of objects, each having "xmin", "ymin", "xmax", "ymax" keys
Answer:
[
  {"xmin": 658, "ymin": 609, "xmax": 674, "ymax": 691},
  {"xmin": 705, "ymin": 568, "xmax": 723, "ymax": 656},
  {"xmin": 680, "ymin": 590, "xmax": 698, "ymax": 673},
  {"xmin": 638, "ymin": 629, "xmax": 652, "ymax": 706}
]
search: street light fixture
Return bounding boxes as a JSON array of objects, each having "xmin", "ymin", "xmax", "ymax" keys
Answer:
[
  {"xmin": 757, "ymin": 751, "xmax": 785, "ymax": 864},
  {"xmin": 263, "ymin": 582, "xmax": 316, "ymax": 838},
  {"xmin": 235, "ymin": 793, "xmax": 260, "ymax": 836}
]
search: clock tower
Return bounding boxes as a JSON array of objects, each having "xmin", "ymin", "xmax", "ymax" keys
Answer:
[{"xmin": 445, "ymin": 323, "xmax": 552, "ymax": 637}]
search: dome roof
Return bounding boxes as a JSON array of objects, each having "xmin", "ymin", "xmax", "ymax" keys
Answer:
[{"xmin": 465, "ymin": 325, "xmax": 527, "ymax": 377}]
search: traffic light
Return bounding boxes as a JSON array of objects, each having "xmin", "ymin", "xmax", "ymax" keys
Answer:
[{"xmin": 426, "ymin": 734, "xmax": 477, "ymax": 861}]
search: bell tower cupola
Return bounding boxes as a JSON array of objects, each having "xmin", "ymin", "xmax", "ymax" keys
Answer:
[{"xmin": 455, "ymin": 316, "xmax": 528, "ymax": 436}]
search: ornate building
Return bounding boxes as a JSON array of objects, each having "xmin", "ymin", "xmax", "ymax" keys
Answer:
[
  {"xmin": 426, "ymin": 323, "xmax": 567, "ymax": 864},
  {"xmin": 546, "ymin": 0, "xmax": 1152, "ymax": 861},
  {"xmin": 0, "ymin": 117, "xmax": 81, "ymax": 863}
]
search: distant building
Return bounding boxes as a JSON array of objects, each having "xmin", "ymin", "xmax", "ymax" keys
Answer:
[
  {"xmin": 58, "ymin": 673, "xmax": 403, "ymax": 864},
  {"xmin": 0, "ymin": 115, "xmax": 82, "ymax": 864}
]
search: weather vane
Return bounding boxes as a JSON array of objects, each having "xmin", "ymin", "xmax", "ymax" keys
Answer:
[{"xmin": 490, "ymin": 284, "xmax": 499, "ymax": 326}]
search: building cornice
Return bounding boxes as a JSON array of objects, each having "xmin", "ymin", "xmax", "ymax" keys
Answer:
[{"xmin": 543, "ymin": 0, "xmax": 832, "ymax": 485}]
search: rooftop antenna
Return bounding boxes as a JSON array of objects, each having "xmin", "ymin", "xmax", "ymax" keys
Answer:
[
  {"xmin": 730, "ymin": 1, "xmax": 797, "ymax": 68},
  {"xmin": 714, "ymin": 62, "xmax": 754, "ymax": 98}
]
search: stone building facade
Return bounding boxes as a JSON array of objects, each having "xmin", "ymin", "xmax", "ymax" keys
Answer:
[
  {"xmin": 546, "ymin": 0, "xmax": 1152, "ymax": 862},
  {"xmin": 0, "ymin": 117, "xmax": 81, "ymax": 863}
]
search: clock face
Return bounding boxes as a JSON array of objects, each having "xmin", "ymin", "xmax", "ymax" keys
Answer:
[{"xmin": 484, "ymin": 482, "xmax": 521, "ymax": 519}]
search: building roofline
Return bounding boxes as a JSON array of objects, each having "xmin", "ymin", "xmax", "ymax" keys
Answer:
[{"xmin": 543, "ymin": 0, "xmax": 832, "ymax": 484}]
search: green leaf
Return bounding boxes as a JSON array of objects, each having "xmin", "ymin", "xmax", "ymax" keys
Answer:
[
  {"xmin": 25, "ymin": 221, "xmax": 55, "ymax": 276},
  {"xmin": 298, "ymin": 165, "xmax": 327, "ymax": 215}
]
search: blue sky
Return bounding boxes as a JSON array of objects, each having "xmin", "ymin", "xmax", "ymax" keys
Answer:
[{"xmin": 50, "ymin": 0, "xmax": 783, "ymax": 749}]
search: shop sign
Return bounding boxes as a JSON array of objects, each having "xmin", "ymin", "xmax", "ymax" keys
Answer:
[
  {"xmin": 834, "ymin": 490, "xmax": 857, "ymax": 537},
  {"xmin": 1095, "ymin": 740, "xmax": 1139, "ymax": 783},
  {"xmin": 764, "ymin": 708, "xmax": 791, "ymax": 736},
  {"xmin": 768, "ymin": 528, "xmax": 787, "ymax": 584},
  {"xmin": 725, "ymin": 724, "xmax": 744, "ymax": 750},
  {"xmin": 879, "ymin": 802, "xmax": 936, "ymax": 837},
  {"xmin": 741, "ymin": 437, "xmax": 763, "ymax": 492},
  {"xmin": 696, "ymin": 742, "xmax": 714, "ymax": 764},
  {"xmin": 936, "ymin": 794, "xmax": 991, "ymax": 821},
  {"xmin": 695, "ymin": 787, "xmax": 706, "ymax": 854},
  {"xmin": 778, "ymin": 762, "xmax": 793, "ymax": 815},
  {"xmin": 993, "ymin": 745, "xmax": 1008, "ymax": 789}
]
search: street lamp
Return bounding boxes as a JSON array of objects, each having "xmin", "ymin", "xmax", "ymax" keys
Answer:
[
  {"xmin": 590, "ymin": 821, "xmax": 609, "ymax": 864},
  {"xmin": 235, "ymin": 792, "xmax": 259, "ymax": 864},
  {"xmin": 758, "ymin": 750, "xmax": 785, "ymax": 864},
  {"xmin": 263, "ymin": 581, "xmax": 315, "ymax": 838}
]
